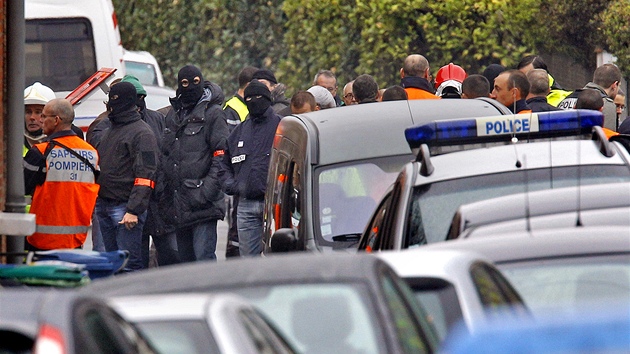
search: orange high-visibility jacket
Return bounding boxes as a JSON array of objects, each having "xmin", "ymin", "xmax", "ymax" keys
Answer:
[
  {"xmin": 404, "ymin": 87, "xmax": 441, "ymax": 100},
  {"xmin": 27, "ymin": 135, "xmax": 99, "ymax": 249}
]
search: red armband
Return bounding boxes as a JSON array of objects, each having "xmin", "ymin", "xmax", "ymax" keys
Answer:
[
  {"xmin": 214, "ymin": 149, "xmax": 225, "ymax": 157},
  {"xmin": 134, "ymin": 178, "xmax": 155, "ymax": 189}
]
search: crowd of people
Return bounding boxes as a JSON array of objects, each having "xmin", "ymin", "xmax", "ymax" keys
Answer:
[{"xmin": 21, "ymin": 53, "xmax": 628, "ymax": 271}]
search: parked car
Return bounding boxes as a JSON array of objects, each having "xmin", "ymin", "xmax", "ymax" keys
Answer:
[
  {"xmin": 265, "ymin": 98, "xmax": 510, "ymax": 253},
  {"xmin": 358, "ymin": 110, "xmax": 630, "ymax": 252},
  {"xmin": 123, "ymin": 49, "xmax": 175, "ymax": 111},
  {"xmin": 447, "ymin": 181, "xmax": 630, "ymax": 239},
  {"xmin": 111, "ymin": 293, "xmax": 296, "ymax": 354},
  {"xmin": 377, "ymin": 248, "xmax": 527, "ymax": 341},
  {"xmin": 412, "ymin": 226, "xmax": 630, "ymax": 317},
  {"xmin": 84, "ymin": 253, "xmax": 441, "ymax": 353},
  {"xmin": 0, "ymin": 289, "xmax": 156, "ymax": 354}
]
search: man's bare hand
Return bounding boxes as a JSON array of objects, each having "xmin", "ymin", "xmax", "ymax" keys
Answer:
[{"xmin": 119, "ymin": 212, "xmax": 139, "ymax": 230}]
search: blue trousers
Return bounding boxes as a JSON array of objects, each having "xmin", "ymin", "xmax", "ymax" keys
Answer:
[
  {"xmin": 237, "ymin": 198, "xmax": 264, "ymax": 257},
  {"xmin": 176, "ymin": 220, "xmax": 218, "ymax": 262},
  {"xmin": 96, "ymin": 198, "xmax": 146, "ymax": 271}
]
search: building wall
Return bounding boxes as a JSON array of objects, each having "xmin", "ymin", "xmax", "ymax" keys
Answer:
[{"xmin": 0, "ymin": 2, "xmax": 6, "ymax": 255}]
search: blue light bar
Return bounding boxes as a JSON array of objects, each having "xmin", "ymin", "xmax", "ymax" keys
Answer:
[{"xmin": 405, "ymin": 109, "xmax": 603, "ymax": 149}]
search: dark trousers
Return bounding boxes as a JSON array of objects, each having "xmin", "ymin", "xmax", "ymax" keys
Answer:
[
  {"xmin": 141, "ymin": 231, "xmax": 180, "ymax": 268},
  {"xmin": 226, "ymin": 196, "xmax": 240, "ymax": 258}
]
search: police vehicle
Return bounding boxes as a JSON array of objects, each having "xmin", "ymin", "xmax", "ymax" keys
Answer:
[
  {"xmin": 263, "ymin": 99, "xmax": 511, "ymax": 253},
  {"xmin": 357, "ymin": 109, "xmax": 630, "ymax": 252}
]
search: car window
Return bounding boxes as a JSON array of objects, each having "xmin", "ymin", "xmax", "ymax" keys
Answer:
[
  {"xmin": 232, "ymin": 283, "xmax": 383, "ymax": 354},
  {"xmin": 380, "ymin": 272, "xmax": 436, "ymax": 353},
  {"xmin": 135, "ymin": 320, "xmax": 219, "ymax": 354},
  {"xmin": 498, "ymin": 253, "xmax": 630, "ymax": 316},
  {"xmin": 316, "ymin": 156, "xmax": 410, "ymax": 242},
  {"xmin": 26, "ymin": 18, "xmax": 97, "ymax": 91},
  {"xmin": 405, "ymin": 277, "xmax": 464, "ymax": 342},
  {"xmin": 124, "ymin": 61, "xmax": 159, "ymax": 87},
  {"xmin": 407, "ymin": 165, "xmax": 630, "ymax": 247},
  {"xmin": 361, "ymin": 191, "xmax": 392, "ymax": 252},
  {"xmin": 237, "ymin": 308, "xmax": 295, "ymax": 354},
  {"xmin": 470, "ymin": 262, "xmax": 520, "ymax": 318}
]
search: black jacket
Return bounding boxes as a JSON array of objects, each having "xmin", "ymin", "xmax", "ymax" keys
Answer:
[
  {"xmin": 96, "ymin": 107, "xmax": 159, "ymax": 216},
  {"xmin": 220, "ymin": 106, "xmax": 281, "ymax": 200},
  {"xmin": 526, "ymin": 96, "xmax": 561, "ymax": 113},
  {"xmin": 161, "ymin": 81, "xmax": 229, "ymax": 228}
]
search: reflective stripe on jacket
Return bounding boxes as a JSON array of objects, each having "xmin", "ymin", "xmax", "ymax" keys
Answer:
[{"xmin": 27, "ymin": 135, "xmax": 100, "ymax": 249}]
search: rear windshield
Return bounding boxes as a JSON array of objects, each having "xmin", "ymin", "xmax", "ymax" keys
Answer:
[
  {"xmin": 407, "ymin": 165, "xmax": 630, "ymax": 246},
  {"xmin": 26, "ymin": 18, "xmax": 97, "ymax": 91},
  {"xmin": 124, "ymin": 60, "xmax": 158, "ymax": 87}
]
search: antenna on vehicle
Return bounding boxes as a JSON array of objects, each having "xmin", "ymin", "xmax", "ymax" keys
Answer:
[
  {"xmin": 522, "ymin": 154, "xmax": 532, "ymax": 233},
  {"xmin": 511, "ymin": 80, "xmax": 522, "ymax": 168},
  {"xmin": 576, "ymin": 111, "xmax": 583, "ymax": 227}
]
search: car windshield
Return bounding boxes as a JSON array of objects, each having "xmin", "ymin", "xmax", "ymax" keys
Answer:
[
  {"xmin": 316, "ymin": 156, "xmax": 411, "ymax": 242},
  {"xmin": 410, "ymin": 281, "xmax": 463, "ymax": 341},
  {"xmin": 136, "ymin": 320, "xmax": 219, "ymax": 354},
  {"xmin": 232, "ymin": 283, "xmax": 383, "ymax": 354},
  {"xmin": 407, "ymin": 165, "xmax": 630, "ymax": 246},
  {"xmin": 497, "ymin": 254, "xmax": 630, "ymax": 316},
  {"xmin": 124, "ymin": 61, "xmax": 159, "ymax": 86}
]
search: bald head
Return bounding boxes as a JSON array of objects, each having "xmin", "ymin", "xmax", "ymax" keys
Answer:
[
  {"xmin": 402, "ymin": 54, "xmax": 430, "ymax": 78},
  {"xmin": 47, "ymin": 98, "xmax": 75, "ymax": 126}
]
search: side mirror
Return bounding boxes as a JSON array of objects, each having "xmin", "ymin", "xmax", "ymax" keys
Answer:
[{"xmin": 270, "ymin": 228, "xmax": 298, "ymax": 253}]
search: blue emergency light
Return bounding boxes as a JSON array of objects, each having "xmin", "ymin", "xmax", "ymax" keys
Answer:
[{"xmin": 405, "ymin": 109, "xmax": 604, "ymax": 149}]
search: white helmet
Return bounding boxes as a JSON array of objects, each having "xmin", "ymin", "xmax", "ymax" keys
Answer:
[{"xmin": 24, "ymin": 82, "xmax": 56, "ymax": 105}]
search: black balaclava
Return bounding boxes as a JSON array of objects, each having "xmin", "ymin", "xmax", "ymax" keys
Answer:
[
  {"xmin": 244, "ymin": 80, "xmax": 272, "ymax": 118},
  {"xmin": 177, "ymin": 65, "xmax": 204, "ymax": 108},
  {"xmin": 108, "ymin": 82, "xmax": 137, "ymax": 116}
]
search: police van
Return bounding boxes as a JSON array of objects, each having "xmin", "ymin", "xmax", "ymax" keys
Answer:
[
  {"xmin": 25, "ymin": 0, "xmax": 125, "ymax": 132},
  {"xmin": 358, "ymin": 110, "xmax": 630, "ymax": 252},
  {"xmin": 264, "ymin": 98, "xmax": 511, "ymax": 253}
]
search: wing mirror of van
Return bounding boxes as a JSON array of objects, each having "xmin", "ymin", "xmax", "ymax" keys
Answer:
[{"xmin": 270, "ymin": 228, "xmax": 298, "ymax": 253}]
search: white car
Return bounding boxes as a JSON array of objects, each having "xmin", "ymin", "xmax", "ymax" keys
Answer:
[
  {"xmin": 123, "ymin": 49, "xmax": 175, "ymax": 111},
  {"xmin": 377, "ymin": 248, "xmax": 527, "ymax": 341},
  {"xmin": 111, "ymin": 293, "xmax": 296, "ymax": 354}
]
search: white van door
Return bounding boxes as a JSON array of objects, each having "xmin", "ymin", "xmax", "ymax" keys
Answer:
[{"xmin": 25, "ymin": 0, "xmax": 125, "ymax": 132}]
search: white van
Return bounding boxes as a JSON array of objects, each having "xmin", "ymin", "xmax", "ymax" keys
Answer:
[
  {"xmin": 25, "ymin": 0, "xmax": 125, "ymax": 131},
  {"xmin": 123, "ymin": 49, "xmax": 175, "ymax": 111}
]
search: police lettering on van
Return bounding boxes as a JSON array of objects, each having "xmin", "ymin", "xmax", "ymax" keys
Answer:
[{"xmin": 475, "ymin": 115, "xmax": 540, "ymax": 136}]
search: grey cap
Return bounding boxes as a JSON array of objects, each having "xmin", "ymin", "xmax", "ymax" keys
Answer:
[{"xmin": 307, "ymin": 85, "xmax": 336, "ymax": 109}]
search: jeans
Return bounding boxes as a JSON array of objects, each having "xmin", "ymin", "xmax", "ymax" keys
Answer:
[
  {"xmin": 142, "ymin": 231, "xmax": 180, "ymax": 267},
  {"xmin": 176, "ymin": 220, "xmax": 218, "ymax": 262},
  {"xmin": 237, "ymin": 198, "xmax": 264, "ymax": 257},
  {"xmin": 91, "ymin": 211, "xmax": 105, "ymax": 252},
  {"xmin": 96, "ymin": 198, "xmax": 147, "ymax": 271}
]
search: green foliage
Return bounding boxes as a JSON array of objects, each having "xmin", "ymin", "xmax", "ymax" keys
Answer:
[
  {"xmin": 113, "ymin": 0, "xmax": 627, "ymax": 99},
  {"xmin": 599, "ymin": 0, "xmax": 630, "ymax": 76}
]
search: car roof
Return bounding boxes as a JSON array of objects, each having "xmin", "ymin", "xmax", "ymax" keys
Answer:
[
  {"xmin": 451, "ymin": 181, "xmax": 630, "ymax": 238},
  {"xmin": 376, "ymin": 248, "xmax": 493, "ymax": 280},
  {"xmin": 412, "ymin": 139, "xmax": 630, "ymax": 184},
  {"xmin": 111, "ymin": 293, "xmax": 252, "ymax": 321},
  {"xmin": 424, "ymin": 226, "xmax": 630, "ymax": 264},
  {"xmin": 288, "ymin": 99, "xmax": 508, "ymax": 166},
  {"xmin": 83, "ymin": 253, "xmax": 389, "ymax": 297}
]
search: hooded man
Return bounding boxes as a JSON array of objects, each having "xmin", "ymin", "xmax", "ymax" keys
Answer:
[
  {"xmin": 95, "ymin": 82, "xmax": 159, "ymax": 271},
  {"xmin": 220, "ymin": 80, "xmax": 281, "ymax": 256},
  {"xmin": 161, "ymin": 65, "xmax": 229, "ymax": 262}
]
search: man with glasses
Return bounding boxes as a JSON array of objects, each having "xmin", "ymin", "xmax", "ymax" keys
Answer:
[
  {"xmin": 23, "ymin": 98, "xmax": 99, "ymax": 251},
  {"xmin": 342, "ymin": 80, "xmax": 356, "ymax": 106}
]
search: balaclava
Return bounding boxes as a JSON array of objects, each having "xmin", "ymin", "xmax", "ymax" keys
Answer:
[
  {"xmin": 108, "ymin": 82, "xmax": 137, "ymax": 116},
  {"xmin": 121, "ymin": 75, "xmax": 147, "ymax": 112},
  {"xmin": 244, "ymin": 80, "xmax": 272, "ymax": 118},
  {"xmin": 177, "ymin": 65, "xmax": 204, "ymax": 108}
]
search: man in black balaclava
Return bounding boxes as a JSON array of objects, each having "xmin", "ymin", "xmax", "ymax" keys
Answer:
[
  {"xmin": 161, "ymin": 65, "xmax": 229, "ymax": 263},
  {"xmin": 95, "ymin": 82, "xmax": 159, "ymax": 271},
  {"xmin": 219, "ymin": 80, "xmax": 282, "ymax": 257}
]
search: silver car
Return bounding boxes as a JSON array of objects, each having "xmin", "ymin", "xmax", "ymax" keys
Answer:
[{"xmin": 111, "ymin": 293, "xmax": 296, "ymax": 354}]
